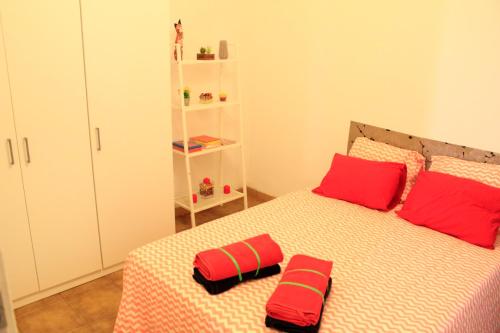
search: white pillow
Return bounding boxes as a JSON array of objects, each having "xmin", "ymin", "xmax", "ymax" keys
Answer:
[
  {"xmin": 349, "ymin": 137, "xmax": 425, "ymax": 201},
  {"xmin": 430, "ymin": 155, "xmax": 500, "ymax": 188}
]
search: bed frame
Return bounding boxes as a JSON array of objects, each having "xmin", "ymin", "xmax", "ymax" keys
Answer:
[{"xmin": 347, "ymin": 121, "xmax": 500, "ymax": 167}]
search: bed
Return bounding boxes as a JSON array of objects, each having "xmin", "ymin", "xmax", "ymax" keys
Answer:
[{"xmin": 114, "ymin": 122, "xmax": 500, "ymax": 332}]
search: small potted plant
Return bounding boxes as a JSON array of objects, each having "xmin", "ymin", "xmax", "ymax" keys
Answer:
[
  {"xmin": 219, "ymin": 91, "xmax": 227, "ymax": 102},
  {"xmin": 183, "ymin": 87, "xmax": 190, "ymax": 106},
  {"xmin": 197, "ymin": 46, "xmax": 215, "ymax": 60}
]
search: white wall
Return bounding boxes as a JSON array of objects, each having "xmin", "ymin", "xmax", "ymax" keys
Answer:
[
  {"xmin": 429, "ymin": 0, "xmax": 500, "ymax": 152},
  {"xmin": 239, "ymin": 0, "xmax": 445, "ymax": 196},
  {"xmin": 171, "ymin": 0, "xmax": 500, "ymax": 197}
]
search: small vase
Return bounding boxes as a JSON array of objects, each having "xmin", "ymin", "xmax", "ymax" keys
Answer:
[
  {"xmin": 184, "ymin": 97, "xmax": 190, "ymax": 106},
  {"xmin": 219, "ymin": 40, "xmax": 228, "ymax": 59}
]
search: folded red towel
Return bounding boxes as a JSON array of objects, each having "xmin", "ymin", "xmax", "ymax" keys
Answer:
[
  {"xmin": 194, "ymin": 234, "xmax": 284, "ymax": 281},
  {"xmin": 266, "ymin": 254, "xmax": 333, "ymax": 327}
]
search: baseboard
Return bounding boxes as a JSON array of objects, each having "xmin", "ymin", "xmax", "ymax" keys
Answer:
[
  {"xmin": 12, "ymin": 263, "xmax": 123, "ymax": 309},
  {"xmin": 175, "ymin": 187, "xmax": 274, "ymax": 217}
]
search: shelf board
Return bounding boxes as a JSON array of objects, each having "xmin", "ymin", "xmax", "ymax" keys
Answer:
[
  {"xmin": 173, "ymin": 142, "xmax": 241, "ymax": 158},
  {"xmin": 173, "ymin": 101, "xmax": 239, "ymax": 112},
  {"xmin": 177, "ymin": 59, "xmax": 236, "ymax": 65},
  {"xmin": 175, "ymin": 189, "xmax": 245, "ymax": 213}
]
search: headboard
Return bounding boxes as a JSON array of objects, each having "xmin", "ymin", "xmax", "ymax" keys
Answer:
[{"xmin": 347, "ymin": 121, "xmax": 500, "ymax": 167}]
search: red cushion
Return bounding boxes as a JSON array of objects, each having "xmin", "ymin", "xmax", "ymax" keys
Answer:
[
  {"xmin": 313, "ymin": 153, "xmax": 407, "ymax": 211},
  {"xmin": 397, "ymin": 171, "xmax": 500, "ymax": 249}
]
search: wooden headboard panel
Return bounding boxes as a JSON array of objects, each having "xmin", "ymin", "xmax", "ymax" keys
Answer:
[{"xmin": 347, "ymin": 121, "xmax": 500, "ymax": 167}]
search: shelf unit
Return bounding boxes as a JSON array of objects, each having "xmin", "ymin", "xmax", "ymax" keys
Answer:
[
  {"xmin": 172, "ymin": 44, "xmax": 248, "ymax": 228},
  {"xmin": 173, "ymin": 142, "xmax": 241, "ymax": 158},
  {"xmin": 180, "ymin": 59, "xmax": 237, "ymax": 65},
  {"xmin": 172, "ymin": 101, "xmax": 240, "ymax": 112}
]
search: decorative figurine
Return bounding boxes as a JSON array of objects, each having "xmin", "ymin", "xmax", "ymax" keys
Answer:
[
  {"xmin": 199, "ymin": 177, "xmax": 214, "ymax": 197},
  {"xmin": 223, "ymin": 184, "xmax": 231, "ymax": 194},
  {"xmin": 174, "ymin": 19, "xmax": 183, "ymax": 61},
  {"xmin": 219, "ymin": 92, "xmax": 227, "ymax": 102},
  {"xmin": 183, "ymin": 87, "xmax": 190, "ymax": 106},
  {"xmin": 199, "ymin": 92, "xmax": 213, "ymax": 104},
  {"xmin": 219, "ymin": 40, "xmax": 228, "ymax": 59},
  {"xmin": 197, "ymin": 46, "xmax": 215, "ymax": 60},
  {"xmin": 192, "ymin": 193, "xmax": 198, "ymax": 204}
]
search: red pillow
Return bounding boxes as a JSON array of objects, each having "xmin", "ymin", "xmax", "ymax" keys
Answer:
[
  {"xmin": 313, "ymin": 153, "xmax": 407, "ymax": 211},
  {"xmin": 397, "ymin": 171, "xmax": 500, "ymax": 249}
]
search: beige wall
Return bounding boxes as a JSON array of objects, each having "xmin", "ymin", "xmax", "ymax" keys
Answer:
[
  {"xmin": 172, "ymin": 0, "xmax": 500, "ymax": 197},
  {"xmin": 429, "ymin": 0, "xmax": 500, "ymax": 152},
  {"xmin": 240, "ymin": 0, "xmax": 445, "ymax": 196}
]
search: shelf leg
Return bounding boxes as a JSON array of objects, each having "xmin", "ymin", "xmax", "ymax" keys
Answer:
[
  {"xmin": 235, "ymin": 44, "xmax": 248, "ymax": 210},
  {"xmin": 190, "ymin": 210, "xmax": 196, "ymax": 228},
  {"xmin": 176, "ymin": 45, "xmax": 197, "ymax": 228}
]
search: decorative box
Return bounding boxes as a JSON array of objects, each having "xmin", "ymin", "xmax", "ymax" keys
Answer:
[{"xmin": 199, "ymin": 177, "xmax": 214, "ymax": 197}]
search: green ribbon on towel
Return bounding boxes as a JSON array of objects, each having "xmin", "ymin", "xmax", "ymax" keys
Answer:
[
  {"xmin": 278, "ymin": 281, "xmax": 325, "ymax": 305},
  {"xmin": 241, "ymin": 241, "xmax": 261, "ymax": 277},
  {"xmin": 284, "ymin": 268, "xmax": 327, "ymax": 279},
  {"xmin": 218, "ymin": 247, "xmax": 243, "ymax": 282}
]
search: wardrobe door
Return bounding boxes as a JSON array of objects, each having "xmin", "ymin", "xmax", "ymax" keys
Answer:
[
  {"xmin": 0, "ymin": 15, "xmax": 39, "ymax": 300},
  {"xmin": 0, "ymin": 0, "xmax": 102, "ymax": 288},
  {"xmin": 81, "ymin": 0, "xmax": 175, "ymax": 267}
]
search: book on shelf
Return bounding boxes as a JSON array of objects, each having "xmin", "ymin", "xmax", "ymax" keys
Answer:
[
  {"xmin": 172, "ymin": 140, "xmax": 203, "ymax": 152},
  {"xmin": 191, "ymin": 135, "xmax": 222, "ymax": 148}
]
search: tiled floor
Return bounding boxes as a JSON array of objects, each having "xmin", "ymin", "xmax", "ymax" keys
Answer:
[{"xmin": 14, "ymin": 189, "xmax": 274, "ymax": 333}]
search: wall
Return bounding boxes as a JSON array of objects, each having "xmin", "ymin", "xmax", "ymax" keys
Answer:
[
  {"xmin": 429, "ymin": 0, "xmax": 500, "ymax": 152},
  {"xmin": 239, "ymin": 0, "xmax": 446, "ymax": 196},
  {"xmin": 171, "ymin": 0, "xmax": 500, "ymax": 198}
]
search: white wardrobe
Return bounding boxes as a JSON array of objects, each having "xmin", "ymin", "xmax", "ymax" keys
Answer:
[{"xmin": 0, "ymin": 0, "xmax": 174, "ymax": 303}]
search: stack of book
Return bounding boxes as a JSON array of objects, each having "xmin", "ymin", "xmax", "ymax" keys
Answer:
[
  {"xmin": 172, "ymin": 140, "xmax": 203, "ymax": 153},
  {"xmin": 191, "ymin": 135, "xmax": 222, "ymax": 149}
]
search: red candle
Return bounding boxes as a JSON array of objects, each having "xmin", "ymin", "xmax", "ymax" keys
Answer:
[
  {"xmin": 192, "ymin": 194, "xmax": 198, "ymax": 203},
  {"xmin": 223, "ymin": 185, "xmax": 231, "ymax": 194}
]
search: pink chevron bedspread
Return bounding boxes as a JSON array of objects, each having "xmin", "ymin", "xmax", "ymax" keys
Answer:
[{"xmin": 114, "ymin": 190, "xmax": 500, "ymax": 332}]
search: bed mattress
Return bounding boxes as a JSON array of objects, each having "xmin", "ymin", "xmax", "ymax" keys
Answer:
[{"xmin": 114, "ymin": 190, "xmax": 500, "ymax": 332}]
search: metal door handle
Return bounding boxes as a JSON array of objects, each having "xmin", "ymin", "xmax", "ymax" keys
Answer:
[
  {"xmin": 7, "ymin": 139, "xmax": 14, "ymax": 165},
  {"xmin": 96, "ymin": 128, "xmax": 101, "ymax": 151},
  {"xmin": 23, "ymin": 137, "xmax": 31, "ymax": 163}
]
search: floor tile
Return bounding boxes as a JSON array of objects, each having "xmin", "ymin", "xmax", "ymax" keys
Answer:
[
  {"xmin": 14, "ymin": 293, "xmax": 63, "ymax": 319},
  {"xmin": 15, "ymin": 295, "xmax": 85, "ymax": 333},
  {"xmin": 62, "ymin": 281, "xmax": 122, "ymax": 323},
  {"xmin": 104, "ymin": 269, "xmax": 123, "ymax": 289},
  {"xmin": 68, "ymin": 325, "xmax": 96, "ymax": 333},
  {"xmin": 89, "ymin": 315, "xmax": 117, "ymax": 333},
  {"xmin": 59, "ymin": 276, "xmax": 114, "ymax": 300}
]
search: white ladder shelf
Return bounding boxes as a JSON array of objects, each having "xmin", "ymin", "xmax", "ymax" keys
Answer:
[{"xmin": 173, "ymin": 44, "xmax": 248, "ymax": 228}]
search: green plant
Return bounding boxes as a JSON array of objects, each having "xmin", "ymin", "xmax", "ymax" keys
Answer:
[
  {"xmin": 206, "ymin": 46, "xmax": 212, "ymax": 54},
  {"xmin": 183, "ymin": 87, "xmax": 190, "ymax": 98},
  {"xmin": 200, "ymin": 47, "xmax": 206, "ymax": 54}
]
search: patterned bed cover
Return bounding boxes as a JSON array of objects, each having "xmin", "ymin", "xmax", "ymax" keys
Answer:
[{"xmin": 114, "ymin": 191, "xmax": 500, "ymax": 332}]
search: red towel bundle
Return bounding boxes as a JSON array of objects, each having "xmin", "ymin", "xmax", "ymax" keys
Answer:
[
  {"xmin": 194, "ymin": 234, "xmax": 284, "ymax": 281},
  {"xmin": 266, "ymin": 254, "xmax": 333, "ymax": 327}
]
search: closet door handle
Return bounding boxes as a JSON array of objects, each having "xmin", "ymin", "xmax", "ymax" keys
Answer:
[
  {"xmin": 7, "ymin": 138, "xmax": 15, "ymax": 165},
  {"xmin": 23, "ymin": 137, "xmax": 31, "ymax": 164},
  {"xmin": 95, "ymin": 128, "xmax": 101, "ymax": 151}
]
